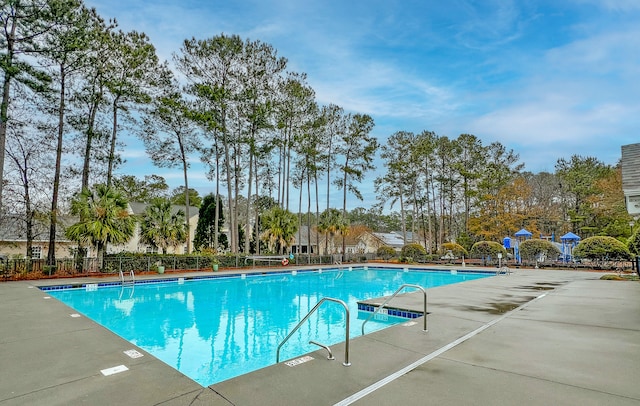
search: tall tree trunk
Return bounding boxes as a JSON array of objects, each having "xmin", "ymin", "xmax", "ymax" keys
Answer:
[
  {"xmin": 314, "ymin": 170, "xmax": 320, "ymax": 257},
  {"xmin": 399, "ymin": 179, "xmax": 406, "ymax": 244},
  {"xmin": 306, "ymin": 165, "xmax": 311, "ymax": 262},
  {"xmin": 222, "ymin": 124, "xmax": 235, "ymax": 253},
  {"xmin": 97, "ymin": 241, "xmax": 105, "ymax": 270},
  {"xmin": 297, "ymin": 169, "xmax": 303, "ymax": 255},
  {"xmin": 81, "ymin": 96, "xmax": 100, "ymax": 190},
  {"xmin": 282, "ymin": 121, "xmax": 293, "ymax": 210},
  {"xmin": 277, "ymin": 142, "xmax": 284, "ymax": 206},
  {"xmin": 0, "ymin": 16, "xmax": 17, "ymax": 213},
  {"xmin": 341, "ymin": 164, "xmax": 348, "ymax": 262},
  {"xmin": 284, "ymin": 121, "xmax": 292, "ymax": 210},
  {"xmin": 180, "ymin": 137, "xmax": 191, "ymax": 254},
  {"xmin": 233, "ymin": 143, "xmax": 241, "ymax": 252},
  {"xmin": 245, "ymin": 148, "xmax": 253, "ymax": 254},
  {"xmin": 254, "ymin": 157, "xmax": 260, "ymax": 255},
  {"xmin": 428, "ymin": 166, "xmax": 436, "ymax": 253},
  {"xmin": 326, "ymin": 137, "xmax": 333, "ymax": 212},
  {"xmin": 47, "ymin": 66, "xmax": 67, "ymax": 266},
  {"xmin": 438, "ymin": 190, "xmax": 445, "ymax": 249},
  {"xmin": 0, "ymin": 74, "xmax": 10, "ymax": 213},
  {"xmin": 106, "ymin": 96, "xmax": 120, "ymax": 187},
  {"xmin": 214, "ymin": 139, "xmax": 220, "ymax": 252},
  {"xmin": 24, "ymin": 162, "xmax": 33, "ymax": 271},
  {"xmin": 412, "ymin": 186, "xmax": 418, "ymax": 242}
]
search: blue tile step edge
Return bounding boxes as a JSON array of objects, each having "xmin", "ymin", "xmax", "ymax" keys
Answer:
[{"xmin": 357, "ymin": 302, "xmax": 424, "ymax": 319}]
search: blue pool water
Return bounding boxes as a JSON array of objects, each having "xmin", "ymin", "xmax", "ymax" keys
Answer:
[{"xmin": 46, "ymin": 267, "xmax": 490, "ymax": 386}]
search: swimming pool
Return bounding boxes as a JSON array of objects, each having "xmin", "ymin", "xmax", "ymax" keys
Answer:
[{"xmin": 46, "ymin": 267, "xmax": 490, "ymax": 386}]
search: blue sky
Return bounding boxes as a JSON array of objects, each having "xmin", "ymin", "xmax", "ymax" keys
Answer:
[{"xmin": 87, "ymin": 0, "xmax": 640, "ymax": 208}]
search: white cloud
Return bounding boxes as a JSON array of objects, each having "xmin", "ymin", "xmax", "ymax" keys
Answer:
[{"xmin": 87, "ymin": 0, "xmax": 640, "ymax": 201}]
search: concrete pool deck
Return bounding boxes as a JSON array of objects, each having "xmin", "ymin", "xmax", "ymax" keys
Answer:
[{"xmin": 1, "ymin": 266, "xmax": 639, "ymax": 405}]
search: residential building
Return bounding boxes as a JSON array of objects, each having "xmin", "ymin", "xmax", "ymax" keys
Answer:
[
  {"xmin": 108, "ymin": 202, "xmax": 199, "ymax": 255},
  {"xmin": 291, "ymin": 225, "xmax": 320, "ymax": 254},
  {"xmin": 0, "ymin": 214, "xmax": 77, "ymax": 259},
  {"xmin": 1, "ymin": 201, "xmax": 199, "ymax": 259}
]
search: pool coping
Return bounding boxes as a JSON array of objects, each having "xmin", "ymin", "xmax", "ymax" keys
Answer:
[{"xmin": 2, "ymin": 264, "xmax": 639, "ymax": 405}]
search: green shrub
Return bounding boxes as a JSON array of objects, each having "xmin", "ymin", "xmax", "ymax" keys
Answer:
[
  {"xmin": 376, "ymin": 246, "xmax": 397, "ymax": 260},
  {"xmin": 401, "ymin": 243, "xmax": 426, "ymax": 260},
  {"xmin": 470, "ymin": 241, "xmax": 507, "ymax": 265},
  {"xmin": 456, "ymin": 232, "xmax": 475, "ymax": 253},
  {"xmin": 43, "ymin": 265, "xmax": 57, "ymax": 276},
  {"xmin": 628, "ymin": 229, "xmax": 640, "ymax": 257},
  {"xmin": 424, "ymin": 254, "xmax": 439, "ymax": 262},
  {"xmin": 440, "ymin": 242, "xmax": 469, "ymax": 258},
  {"xmin": 573, "ymin": 236, "xmax": 631, "ymax": 264},
  {"xmin": 519, "ymin": 239, "xmax": 560, "ymax": 262}
]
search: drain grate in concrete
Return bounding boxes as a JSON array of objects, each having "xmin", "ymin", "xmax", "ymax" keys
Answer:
[
  {"xmin": 124, "ymin": 349, "xmax": 144, "ymax": 359},
  {"xmin": 284, "ymin": 356, "xmax": 314, "ymax": 367}
]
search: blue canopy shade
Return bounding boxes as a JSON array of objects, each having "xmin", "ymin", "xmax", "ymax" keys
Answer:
[
  {"xmin": 560, "ymin": 232, "xmax": 581, "ymax": 241},
  {"xmin": 515, "ymin": 228, "xmax": 533, "ymax": 237}
]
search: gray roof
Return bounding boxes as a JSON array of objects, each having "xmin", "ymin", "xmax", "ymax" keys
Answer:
[
  {"xmin": 372, "ymin": 232, "xmax": 405, "ymax": 248},
  {"xmin": 0, "ymin": 214, "xmax": 73, "ymax": 242},
  {"xmin": 129, "ymin": 202, "xmax": 199, "ymax": 218},
  {"xmin": 393, "ymin": 231, "xmax": 422, "ymax": 243}
]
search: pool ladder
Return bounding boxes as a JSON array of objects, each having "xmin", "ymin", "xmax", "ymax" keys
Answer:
[
  {"xmin": 361, "ymin": 284, "xmax": 428, "ymax": 335},
  {"xmin": 277, "ymin": 297, "xmax": 351, "ymax": 366},
  {"xmin": 119, "ymin": 269, "xmax": 135, "ymax": 285}
]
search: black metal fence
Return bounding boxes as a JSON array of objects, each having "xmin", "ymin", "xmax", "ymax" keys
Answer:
[
  {"xmin": 2, "ymin": 253, "xmax": 635, "ymax": 281},
  {"xmin": 0, "ymin": 253, "xmax": 348, "ymax": 281},
  {"xmin": 0, "ymin": 258, "xmax": 98, "ymax": 280}
]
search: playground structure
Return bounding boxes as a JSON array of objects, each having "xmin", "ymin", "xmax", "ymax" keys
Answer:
[
  {"xmin": 503, "ymin": 229, "xmax": 581, "ymax": 264},
  {"xmin": 560, "ymin": 232, "xmax": 581, "ymax": 263},
  {"xmin": 504, "ymin": 228, "xmax": 533, "ymax": 264}
]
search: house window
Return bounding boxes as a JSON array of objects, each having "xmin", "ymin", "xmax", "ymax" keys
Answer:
[
  {"xmin": 31, "ymin": 246, "xmax": 42, "ymax": 259},
  {"xmin": 146, "ymin": 246, "xmax": 158, "ymax": 254}
]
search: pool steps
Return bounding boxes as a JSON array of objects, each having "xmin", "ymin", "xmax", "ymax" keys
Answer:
[
  {"xmin": 277, "ymin": 297, "xmax": 351, "ymax": 367},
  {"xmin": 119, "ymin": 269, "xmax": 135, "ymax": 285}
]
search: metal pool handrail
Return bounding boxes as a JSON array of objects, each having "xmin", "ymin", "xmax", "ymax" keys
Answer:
[
  {"xmin": 361, "ymin": 284, "xmax": 428, "ymax": 335},
  {"xmin": 119, "ymin": 269, "xmax": 135, "ymax": 285},
  {"xmin": 276, "ymin": 297, "xmax": 351, "ymax": 366}
]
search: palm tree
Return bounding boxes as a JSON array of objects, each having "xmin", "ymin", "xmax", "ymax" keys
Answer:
[
  {"xmin": 260, "ymin": 206, "xmax": 298, "ymax": 255},
  {"xmin": 66, "ymin": 185, "xmax": 136, "ymax": 269},
  {"xmin": 139, "ymin": 198, "xmax": 187, "ymax": 254},
  {"xmin": 317, "ymin": 208, "xmax": 348, "ymax": 254}
]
